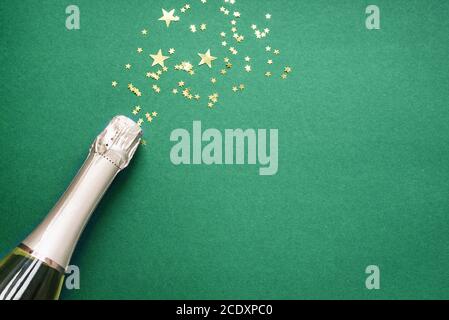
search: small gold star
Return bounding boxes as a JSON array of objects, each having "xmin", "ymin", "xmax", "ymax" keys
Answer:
[
  {"xmin": 125, "ymin": 64, "xmax": 131, "ymax": 69},
  {"xmin": 265, "ymin": 46, "xmax": 271, "ymax": 52},
  {"xmin": 152, "ymin": 111, "xmax": 158, "ymax": 117},
  {"xmin": 244, "ymin": 56, "xmax": 251, "ymax": 62},
  {"xmin": 265, "ymin": 71, "xmax": 272, "ymax": 77},
  {"xmin": 281, "ymin": 74, "xmax": 288, "ymax": 79},
  {"xmin": 239, "ymin": 84, "xmax": 245, "ymax": 90},
  {"xmin": 284, "ymin": 66, "xmax": 292, "ymax": 73},
  {"xmin": 200, "ymin": 24, "xmax": 207, "ymax": 31},
  {"xmin": 141, "ymin": 29, "xmax": 148, "ymax": 35},
  {"xmin": 137, "ymin": 48, "xmax": 143, "ymax": 53},
  {"xmin": 265, "ymin": 13, "xmax": 271, "ymax": 19},
  {"xmin": 244, "ymin": 65, "xmax": 251, "ymax": 72},
  {"xmin": 274, "ymin": 49, "xmax": 280, "ymax": 55},
  {"xmin": 220, "ymin": 69, "xmax": 227, "ymax": 75},
  {"xmin": 111, "ymin": 81, "xmax": 118, "ymax": 87},
  {"xmin": 267, "ymin": 59, "xmax": 273, "ymax": 65},
  {"xmin": 232, "ymin": 86, "xmax": 238, "ymax": 92},
  {"xmin": 159, "ymin": 9, "xmax": 180, "ymax": 27},
  {"xmin": 172, "ymin": 88, "xmax": 178, "ymax": 94},
  {"xmin": 198, "ymin": 49, "xmax": 217, "ymax": 68},
  {"xmin": 169, "ymin": 48, "xmax": 176, "ymax": 55},
  {"xmin": 178, "ymin": 81, "xmax": 185, "ymax": 87},
  {"xmin": 211, "ymin": 78, "xmax": 217, "ymax": 84},
  {"xmin": 150, "ymin": 49, "xmax": 169, "ymax": 67}
]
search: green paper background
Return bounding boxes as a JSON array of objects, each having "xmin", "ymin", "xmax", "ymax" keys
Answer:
[{"xmin": 1, "ymin": 0, "xmax": 449, "ymax": 299}]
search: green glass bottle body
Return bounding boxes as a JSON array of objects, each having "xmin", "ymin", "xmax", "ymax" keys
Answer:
[
  {"xmin": 0, "ymin": 116, "xmax": 141, "ymax": 300},
  {"xmin": 0, "ymin": 247, "xmax": 64, "ymax": 300}
]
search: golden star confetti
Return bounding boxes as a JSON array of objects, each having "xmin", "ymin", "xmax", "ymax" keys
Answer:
[
  {"xmin": 150, "ymin": 49, "xmax": 169, "ymax": 67},
  {"xmin": 113, "ymin": 1, "xmax": 293, "ymax": 126},
  {"xmin": 159, "ymin": 9, "xmax": 180, "ymax": 27},
  {"xmin": 128, "ymin": 83, "xmax": 142, "ymax": 97},
  {"xmin": 198, "ymin": 49, "xmax": 217, "ymax": 68}
]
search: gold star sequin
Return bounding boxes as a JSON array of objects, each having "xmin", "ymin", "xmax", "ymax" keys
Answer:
[
  {"xmin": 211, "ymin": 78, "xmax": 217, "ymax": 84},
  {"xmin": 178, "ymin": 81, "xmax": 185, "ymax": 87},
  {"xmin": 150, "ymin": 49, "xmax": 169, "ymax": 67},
  {"xmin": 159, "ymin": 9, "xmax": 180, "ymax": 27},
  {"xmin": 169, "ymin": 48, "xmax": 176, "ymax": 55},
  {"xmin": 172, "ymin": 88, "xmax": 178, "ymax": 94},
  {"xmin": 112, "ymin": 81, "xmax": 118, "ymax": 87},
  {"xmin": 244, "ymin": 65, "xmax": 251, "ymax": 72},
  {"xmin": 137, "ymin": 48, "xmax": 143, "ymax": 53},
  {"xmin": 198, "ymin": 49, "xmax": 217, "ymax": 68},
  {"xmin": 265, "ymin": 71, "xmax": 272, "ymax": 77},
  {"xmin": 232, "ymin": 86, "xmax": 238, "ymax": 92},
  {"xmin": 200, "ymin": 24, "xmax": 207, "ymax": 31},
  {"xmin": 141, "ymin": 29, "xmax": 148, "ymax": 35},
  {"xmin": 125, "ymin": 63, "xmax": 131, "ymax": 69},
  {"xmin": 267, "ymin": 59, "xmax": 273, "ymax": 65}
]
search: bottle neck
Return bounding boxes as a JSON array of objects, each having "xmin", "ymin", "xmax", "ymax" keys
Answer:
[{"xmin": 22, "ymin": 152, "xmax": 121, "ymax": 271}]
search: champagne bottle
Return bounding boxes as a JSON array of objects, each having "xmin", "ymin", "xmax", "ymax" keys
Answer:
[{"xmin": 0, "ymin": 116, "xmax": 142, "ymax": 300}]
